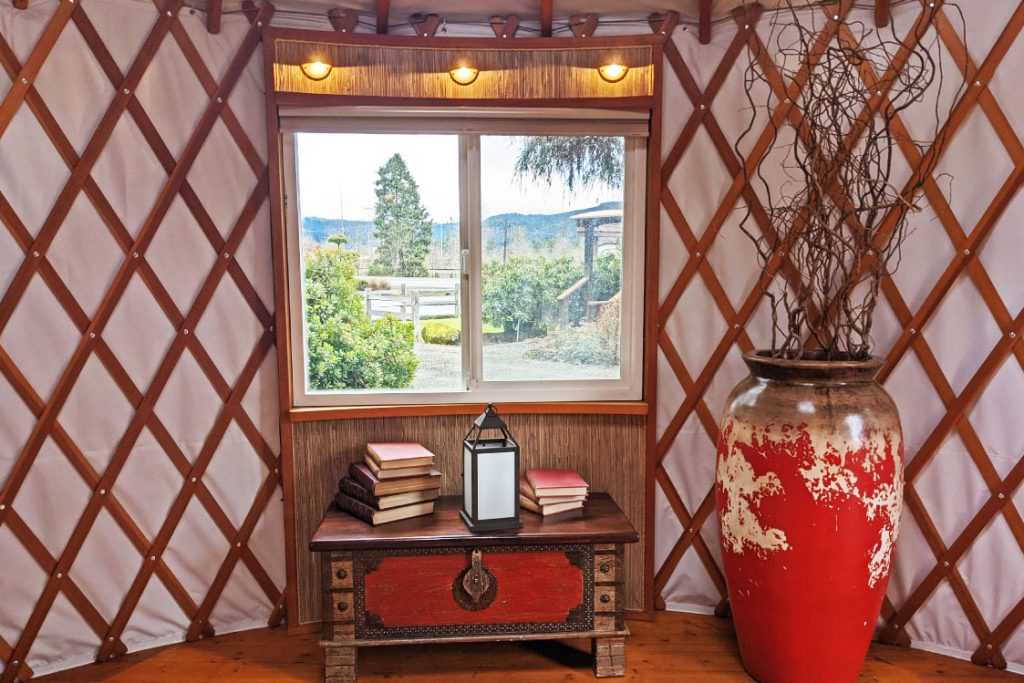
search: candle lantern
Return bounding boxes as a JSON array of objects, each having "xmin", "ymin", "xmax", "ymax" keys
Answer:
[{"xmin": 461, "ymin": 404, "xmax": 522, "ymax": 532}]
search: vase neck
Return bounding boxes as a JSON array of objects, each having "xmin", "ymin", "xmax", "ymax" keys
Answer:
[{"xmin": 743, "ymin": 352, "xmax": 883, "ymax": 385}]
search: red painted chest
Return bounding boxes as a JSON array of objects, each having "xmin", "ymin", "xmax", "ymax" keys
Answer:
[{"xmin": 310, "ymin": 493, "xmax": 638, "ymax": 681}]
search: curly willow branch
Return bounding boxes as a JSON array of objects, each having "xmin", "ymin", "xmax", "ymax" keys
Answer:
[{"xmin": 733, "ymin": 1, "xmax": 967, "ymax": 360}]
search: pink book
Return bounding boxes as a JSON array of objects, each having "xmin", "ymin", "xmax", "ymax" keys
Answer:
[
  {"xmin": 525, "ymin": 469, "xmax": 589, "ymax": 497},
  {"xmin": 366, "ymin": 442, "xmax": 436, "ymax": 469}
]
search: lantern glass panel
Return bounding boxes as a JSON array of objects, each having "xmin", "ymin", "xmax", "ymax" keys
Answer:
[
  {"xmin": 463, "ymin": 446, "xmax": 474, "ymax": 517},
  {"xmin": 474, "ymin": 440, "xmax": 516, "ymax": 521}
]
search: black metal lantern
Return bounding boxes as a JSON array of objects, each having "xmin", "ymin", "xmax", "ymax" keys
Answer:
[{"xmin": 461, "ymin": 404, "xmax": 522, "ymax": 532}]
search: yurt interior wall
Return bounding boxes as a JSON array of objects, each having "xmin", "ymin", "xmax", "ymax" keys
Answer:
[{"xmin": 1, "ymin": 0, "xmax": 1023, "ymax": 679}]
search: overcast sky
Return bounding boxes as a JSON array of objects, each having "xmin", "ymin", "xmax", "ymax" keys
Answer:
[{"xmin": 294, "ymin": 132, "xmax": 620, "ymax": 225}]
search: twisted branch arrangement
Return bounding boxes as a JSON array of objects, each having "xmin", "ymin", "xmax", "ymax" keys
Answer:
[{"xmin": 736, "ymin": 1, "xmax": 966, "ymax": 360}]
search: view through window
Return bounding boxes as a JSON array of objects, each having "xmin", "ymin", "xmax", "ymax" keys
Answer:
[{"xmin": 290, "ymin": 126, "xmax": 640, "ymax": 402}]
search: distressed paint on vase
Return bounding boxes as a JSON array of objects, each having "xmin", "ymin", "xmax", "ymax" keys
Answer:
[{"xmin": 716, "ymin": 353, "xmax": 903, "ymax": 683}]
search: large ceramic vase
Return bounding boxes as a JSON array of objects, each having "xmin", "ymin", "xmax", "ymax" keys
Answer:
[{"xmin": 715, "ymin": 352, "xmax": 903, "ymax": 683}]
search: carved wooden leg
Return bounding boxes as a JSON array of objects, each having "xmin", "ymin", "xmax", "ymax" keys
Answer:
[
  {"xmin": 324, "ymin": 643, "xmax": 357, "ymax": 682},
  {"xmin": 592, "ymin": 636, "xmax": 626, "ymax": 678}
]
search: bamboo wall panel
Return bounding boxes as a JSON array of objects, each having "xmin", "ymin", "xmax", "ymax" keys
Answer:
[
  {"xmin": 272, "ymin": 40, "xmax": 654, "ymax": 99},
  {"xmin": 292, "ymin": 414, "xmax": 645, "ymax": 624}
]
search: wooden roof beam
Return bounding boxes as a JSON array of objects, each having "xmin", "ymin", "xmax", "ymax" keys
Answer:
[
  {"xmin": 876, "ymin": 0, "xmax": 890, "ymax": 28},
  {"xmin": 13, "ymin": 0, "xmax": 28, "ymax": 9},
  {"xmin": 540, "ymin": 0, "xmax": 553, "ymax": 37},
  {"xmin": 699, "ymin": 0, "xmax": 712, "ymax": 44},
  {"xmin": 241, "ymin": 0, "xmax": 259, "ymax": 24},
  {"xmin": 411, "ymin": 13, "xmax": 441, "ymax": 37},
  {"xmin": 328, "ymin": 8, "xmax": 359, "ymax": 33},
  {"xmin": 376, "ymin": 0, "xmax": 389, "ymax": 34},
  {"xmin": 648, "ymin": 11, "xmax": 679, "ymax": 38},
  {"xmin": 490, "ymin": 15, "xmax": 520, "ymax": 38},
  {"xmin": 207, "ymin": 0, "xmax": 222, "ymax": 33},
  {"xmin": 569, "ymin": 13, "xmax": 598, "ymax": 38}
]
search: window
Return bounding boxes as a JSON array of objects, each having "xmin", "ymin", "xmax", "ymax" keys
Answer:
[{"xmin": 282, "ymin": 109, "xmax": 647, "ymax": 406}]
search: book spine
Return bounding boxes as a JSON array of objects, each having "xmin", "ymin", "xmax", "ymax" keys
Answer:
[
  {"xmin": 349, "ymin": 462, "xmax": 379, "ymax": 495},
  {"xmin": 339, "ymin": 478, "xmax": 379, "ymax": 509},
  {"xmin": 335, "ymin": 492, "xmax": 376, "ymax": 523}
]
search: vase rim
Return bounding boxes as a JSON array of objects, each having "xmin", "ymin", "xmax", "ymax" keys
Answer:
[{"xmin": 742, "ymin": 351, "xmax": 884, "ymax": 383}]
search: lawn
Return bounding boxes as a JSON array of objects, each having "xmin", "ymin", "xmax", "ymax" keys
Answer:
[{"xmin": 427, "ymin": 316, "xmax": 502, "ymax": 335}]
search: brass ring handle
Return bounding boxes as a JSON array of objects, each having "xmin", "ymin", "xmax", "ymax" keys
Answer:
[
  {"xmin": 600, "ymin": 594, "xmax": 611, "ymax": 604},
  {"xmin": 600, "ymin": 563, "xmax": 611, "ymax": 573},
  {"xmin": 336, "ymin": 568, "xmax": 348, "ymax": 580},
  {"xmin": 337, "ymin": 601, "xmax": 348, "ymax": 612}
]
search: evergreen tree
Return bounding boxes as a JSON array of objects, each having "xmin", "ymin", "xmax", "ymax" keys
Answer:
[{"xmin": 369, "ymin": 154, "xmax": 432, "ymax": 277}]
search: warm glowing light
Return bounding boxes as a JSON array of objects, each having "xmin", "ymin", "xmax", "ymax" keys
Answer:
[
  {"xmin": 300, "ymin": 60, "xmax": 333, "ymax": 81},
  {"xmin": 449, "ymin": 65, "xmax": 480, "ymax": 85},
  {"xmin": 598, "ymin": 63, "xmax": 629, "ymax": 83}
]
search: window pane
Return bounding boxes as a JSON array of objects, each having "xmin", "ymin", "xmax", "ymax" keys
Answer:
[
  {"xmin": 295, "ymin": 133, "xmax": 463, "ymax": 393},
  {"xmin": 479, "ymin": 135, "xmax": 625, "ymax": 383}
]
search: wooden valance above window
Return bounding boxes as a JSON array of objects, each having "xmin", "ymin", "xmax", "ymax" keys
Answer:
[{"xmin": 268, "ymin": 32, "xmax": 658, "ymax": 103}]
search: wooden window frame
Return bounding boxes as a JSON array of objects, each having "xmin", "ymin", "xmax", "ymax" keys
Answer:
[{"xmin": 281, "ymin": 113, "xmax": 648, "ymax": 408}]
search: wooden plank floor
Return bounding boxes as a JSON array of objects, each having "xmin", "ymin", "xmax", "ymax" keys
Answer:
[{"xmin": 42, "ymin": 611, "xmax": 1022, "ymax": 682}]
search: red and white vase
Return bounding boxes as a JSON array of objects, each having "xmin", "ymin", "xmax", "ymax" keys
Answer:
[{"xmin": 715, "ymin": 352, "xmax": 903, "ymax": 683}]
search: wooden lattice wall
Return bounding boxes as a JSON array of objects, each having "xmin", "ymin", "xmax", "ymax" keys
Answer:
[
  {"xmin": 652, "ymin": 0, "xmax": 1024, "ymax": 670},
  {"xmin": 4, "ymin": 0, "xmax": 1024, "ymax": 678},
  {"xmin": 0, "ymin": 2, "xmax": 284, "ymax": 680}
]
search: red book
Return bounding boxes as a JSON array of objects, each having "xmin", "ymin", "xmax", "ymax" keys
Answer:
[
  {"xmin": 366, "ymin": 442, "xmax": 436, "ymax": 469},
  {"xmin": 525, "ymin": 469, "xmax": 589, "ymax": 497},
  {"xmin": 519, "ymin": 479, "xmax": 587, "ymax": 505},
  {"xmin": 350, "ymin": 462, "xmax": 441, "ymax": 496}
]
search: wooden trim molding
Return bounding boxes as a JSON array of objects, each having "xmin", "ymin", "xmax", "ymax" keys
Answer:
[{"xmin": 290, "ymin": 401, "xmax": 649, "ymax": 422}]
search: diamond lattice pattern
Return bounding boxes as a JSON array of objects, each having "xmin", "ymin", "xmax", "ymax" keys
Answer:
[
  {"xmin": 0, "ymin": 2, "xmax": 284, "ymax": 679},
  {"xmin": 653, "ymin": 0, "xmax": 1024, "ymax": 671}
]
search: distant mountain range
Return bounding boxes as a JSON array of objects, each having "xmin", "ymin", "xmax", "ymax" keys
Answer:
[{"xmin": 302, "ymin": 200, "xmax": 624, "ymax": 251}]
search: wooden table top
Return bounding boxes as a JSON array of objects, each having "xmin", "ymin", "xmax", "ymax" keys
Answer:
[{"xmin": 311, "ymin": 493, "xmax": 639, "ymax": 551}]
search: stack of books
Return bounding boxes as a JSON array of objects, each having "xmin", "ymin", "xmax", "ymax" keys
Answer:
[
  {"xmin": 520, "ymin": 468, "xmax": 589, "ymax": 518},
  {"xmin": 335, "ymin": 442, "xmax": 442, "ymax": 525}
]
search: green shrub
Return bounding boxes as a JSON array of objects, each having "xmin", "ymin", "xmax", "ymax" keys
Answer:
[
  {"xmin": 421, "ymin": 321, "xmax": 460, "ymax": 345},
  {"xmin": 481, "ymin": 256, "xmax": 583, "ymax": 339},
  {"xmin": 304, "ymin": 244, "xmax": 418, "ymax": 390},
  {"xmin": 592, "ymin": 252, "xmax": 621, "ymax": 302}
]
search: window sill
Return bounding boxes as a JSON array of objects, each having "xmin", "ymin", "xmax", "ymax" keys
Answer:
[{"xmin": 288, "ymin": 401, "xmax": 648, "ymax": 422}]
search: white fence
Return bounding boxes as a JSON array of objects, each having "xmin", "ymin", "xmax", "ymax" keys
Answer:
[{"xmin": 362, "ymin": 281, "xmax": 460, "ymax": 338}]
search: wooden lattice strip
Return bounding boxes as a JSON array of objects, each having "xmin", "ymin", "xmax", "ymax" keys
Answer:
[
  {"xmin": 0, "ymin": 342, "xmax": 206, "ymax": 644},
  {"xmin": 658, "ymin": 33, "xmax": 817, "ymax": 327},
  {"xmin": 185, "ymin": 442, "xmax": 281, "ymax": 640},
  {"xmin": 143, "ymin": 415, "xmax": 282, "ymax": 607},
  {"xmin": 96, "ymin": 329, "xmax": 276, "ymax": 660},
  {"xmin": 927, "ymin": 1, "xmax": 1024, "ymax": 162},
  {"xmin": 71, "ymin": 9, "xmax": 273, "ymax": 330},
  {"xmin": 0, "ymin": 14, "xmax": 279, "ymax": 623},
  {"xmin": 748, "ymin": 6, "xmax": 1022, "ymax": 653},
  {"xmin": 814, "ymin": 1, "xmax": 1024, "ymax": 352},
  {"xmin": 883, "ymin": 455, "xmax": 1024, "ymax": 663},
  {"xmin": 1, "ymin": 145, "xmax": 281, "ymax": 626},
  {"xmin": 0, "ymin": 0, "xmax": 75, "ymax": 137},
  {"xmin": 0, "ymin": 7, "xmax": 274, "ymax": 677},
  {"xmin": 88, "ymin": 164, "xmax": 277, "ymax": 659},
  {"xmin": 167, "ymin": 21, "xmax": 264, "ymax": 177},
  {"xmin": 0, "ymin": 637, "xmax": 30, "ymax": 682},
  {"xmin": 0, "ymin": 0, "xmax": 188, "ymax": 517},
  {"xmin": 5, "ymin": 8, "xmax": 281, "ymax": 615},
  {"xmin": 660, "ymin": 8, "xmax": 759, "ymax": 181},
  {"xmin": 2, "ymin": 510, "xmax": 121, "ymax": 648},
  {"xmin": 653, "ymin": 467, "xmax": 727, "ymax": 599},
  {"xmin": 0, "ymin": 1, "xmax": 185, "ymax": 334},
  {"xmin": 654, "ymin": 486, "xmax": 718, "ymax": 597}
]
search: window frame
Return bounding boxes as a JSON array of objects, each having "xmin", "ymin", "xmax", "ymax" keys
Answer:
[{"xmin": 282, "ymin": 110, "xmax": 647, "ymax": 407}]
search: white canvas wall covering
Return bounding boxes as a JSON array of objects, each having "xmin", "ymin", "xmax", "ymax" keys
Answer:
[
  {"xmin": 2, "ymin": 0, "xmax": 1024, "ymax": 679},
  {"xmin": 655, "ymin": 1, "xmax": 1024, "ymax": 675},
  {"xmin": 0, "ymin": 0, "xmax": 283, "ymax": 677}
]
